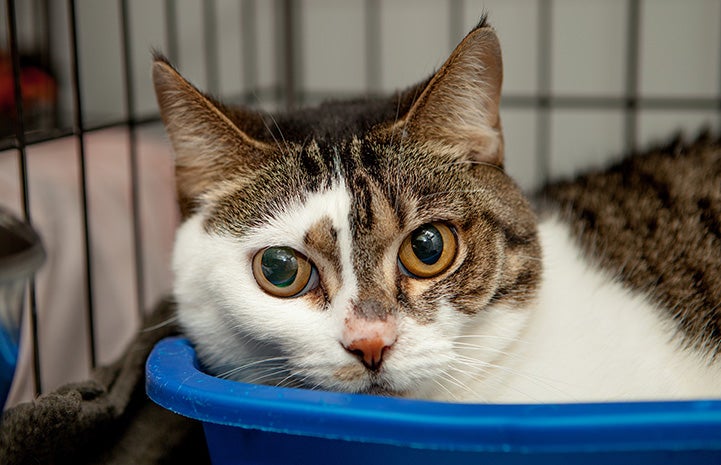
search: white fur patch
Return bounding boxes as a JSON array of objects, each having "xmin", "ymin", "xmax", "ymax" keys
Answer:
[
  {"xmin": 173, "ymin": 181, "xmax": 358, "ymax": 384},
  {"xmin": 466, "ymin": 217, "xmax": 721, "ymax": 403}
]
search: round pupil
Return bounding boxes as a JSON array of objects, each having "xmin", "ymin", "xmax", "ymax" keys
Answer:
[
  {"xmin": 261, "ymin": 247, "xmax": 298, "ymax": 287},
  {"xmin": 411, "ymin": 225, "xmax": 444, "ymax": 265}
]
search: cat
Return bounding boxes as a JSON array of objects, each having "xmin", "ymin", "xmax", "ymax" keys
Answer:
[{"xmin": 152, "ymin": 16, "xmax": 721, "ymax": 403}]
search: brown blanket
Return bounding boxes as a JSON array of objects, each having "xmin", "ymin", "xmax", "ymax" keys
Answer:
[{"xmin": 0, "ymin": 299, "xmax": 211, "ymax": 465}]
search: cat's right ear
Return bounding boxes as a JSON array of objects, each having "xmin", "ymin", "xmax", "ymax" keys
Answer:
[
  {"xmin": 387, "ymin": 18, "xmax": 505, "ymax": 167},
  {"xmin": 152, "ymin": 54, "xmax": 273, "ymax": 217}
]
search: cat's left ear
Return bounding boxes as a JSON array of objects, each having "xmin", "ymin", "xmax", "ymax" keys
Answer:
[
  {"xmin": 397, "ymin": 18, "xmax": 504, "ymax": 166},
  {"xmin": 152, "ymin": 54, "xmax": 275, "ymax": 217}
]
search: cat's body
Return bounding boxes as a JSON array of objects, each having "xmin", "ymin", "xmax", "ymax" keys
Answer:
[
  {"xmin": 477, "ymin": 214, "xmax": 721, "ymax": 402},
  {"xmin": 154, "ymin": 18, "xmax": 721, "ymax": 403}
]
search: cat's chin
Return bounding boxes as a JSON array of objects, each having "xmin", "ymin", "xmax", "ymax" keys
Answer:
[
  {"xmin": 356, "ymin": 384, "xmax": 408, "ymax": 398},
  {"xmin": 298, "ymin": 369, "xmax": 416, "ymax": 398}
]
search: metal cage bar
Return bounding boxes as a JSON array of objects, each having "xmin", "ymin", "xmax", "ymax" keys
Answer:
[
  {"xmin": 448, "ymin": 0, "xmax": 464, "ymax": 51},
  {"xmin": 364, "ymin": 0, "xmax": 381, "ymax": 95},
  {"xmin": 624, "ymin": 0, "xmax": 641, "ymax": 153},
  {"xmin": 67, "ymin": 0, "xmax": 97, "ymax": 369},
  {"xmin": 119, "ymin": 0, "xmax": 146, "ymax": 322},
  {"xmin": 241, "ymin": 0, "xmax": 258, "ymax": 104},
  {"xmin": 5, "ymin": 0, "xmax": 43, "ymax": 396},
  {"xmin": 536, "ymin": 0, "xmax": 552, "ymax": 185},
  {"xmin": 164, "ymin": 0, "xmax": 179, "ymax": 66},
  {"xmin": 203, "ymin": 0, "xmax": 220, "ymax": 96},
  {"xmin": 281, "ymin": 0, "xmax": 298, "ymax": 109}
]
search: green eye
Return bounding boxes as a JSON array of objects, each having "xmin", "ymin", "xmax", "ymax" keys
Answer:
[
  {"xmin": 253, "ymin": 247, "xmax": 315, "ymax": 297},
  {"xmin": 398, "ymin": 222, "xmax": 457, "ymax": 278},
  {"xmin": 411, "ymin": 224, "xmax": 444, "ymax": 265},
  {"xmin": 261, "ymin": 247, "xmax": 299, "ymax": 287}
]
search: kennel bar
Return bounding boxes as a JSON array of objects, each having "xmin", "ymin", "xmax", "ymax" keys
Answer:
[
  {"xmin": 623, "ymin": 0, "xmax": 641, "ymax": 152},
  {"xmin": 281, "ymin": 0, "xmax": 297, "ymax": 108},
  {"xmin": 364, "ymin": 0, "xmax": 381, "ymax": 94},
  {"xmin": 163, "ymin": 0, "xmax": 179, "ymax": 66},
  {"xmin": 119, "ymin": 0, "xmax": 146, "ymax": 324},
  {"xmin": 536, "ymin": 0, "xmax": 552, "ymax": 186},
  {"xmin": 203, "ymin": 0, "xmax": 220, "ymax": 96},
  {"xmin": 241, "ymin": 0, "xmax": 258, "ymax": 103},
  {"xmin": 5, "ymin": 0, "xmax": 43, "ymax": 395},
  {"xmin": 67, "ymin": 0, "xmax": 97, "ymax": 371}
]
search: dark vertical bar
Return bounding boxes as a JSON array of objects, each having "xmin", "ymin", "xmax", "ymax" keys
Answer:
[
  {"xmin": 364, "ymin": 0, "xmax": 381, "ymax": 94},
  {"xmin": 6, "ymin": 0, "xmax": 43, "ymax": 396},
  {"xmin": 40, "ymin": 0, "xmax": 55, "ymax": 128},
  {"xmin": 203, "ymin": 0, "xmax": 219, "ymax": 95},
  {"xmin": 163, "ymin": 0, "xmax": 179, "ymax": 65},
  {"xmin": 119, "ymin": 0, "xmax": 146, "ymax": 318},
  {"xmin": 67, "ymin": 0, "xmax": 97, "ymax": 369},
  {"xmin": 280, "ymin": 0, "xmax": 297, "ymax": 108},
  {"xmin": 624, "ymin": 0, "xmax": 641, "ymax": 153},
  {"xmin": 6, "ymin": 1, "xmax": 28, "ymax": 218},
  {"xmin": 39, "ymin": 0, "xmax": 51, "ymax": 67},
  {"xmin": 718, "ymin": 3, "xmax": 721, "ymax": 131},
  {"xmin": 536, "ymin": 0, "xmax": 552, "ymax": 184},
  {"xmin": 6, "ymin": 4, "xmax": 28, "ymax": 226},
  {"xmin": 241, "ymin": 0, "xmax": 258, "ymax": 104},
  {"xmin": 448, "ymin": 0, "xmax": 464, "ymax": 50}
]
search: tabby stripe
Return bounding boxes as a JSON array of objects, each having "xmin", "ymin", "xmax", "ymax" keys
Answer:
[
  {"xmin": 697, "ymin": 197, "xmax": 721, "ymax": 241},
  {"xmin": 478, "ymin": 211, "xmax": 534, "ymax": 248}
]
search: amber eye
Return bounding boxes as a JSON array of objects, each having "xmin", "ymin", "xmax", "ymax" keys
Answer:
[
  {"xmin": 398, "ymin": 222, "xmax": 457, "ymax": 278},
  {"xmin": 252, "ymin": 246, "xmax": 317, "ymax": 297}
]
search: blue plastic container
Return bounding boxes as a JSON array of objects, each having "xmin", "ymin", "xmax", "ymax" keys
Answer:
[{"xmin": 146, "ymin": 337, "xmax": 721, "ymax": 464}]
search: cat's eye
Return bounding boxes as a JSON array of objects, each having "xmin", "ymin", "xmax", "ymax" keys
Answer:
[
  {"xmin": 252, "ymin": 246, "xmax": 318, "ymax": 297},
  {"xmin": 398, "ymin": 222, "xmax": 457, "ymax": 278}
]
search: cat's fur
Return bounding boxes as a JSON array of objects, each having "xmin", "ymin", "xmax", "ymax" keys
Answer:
[{"xmin": 153, "ymin": 17, "xmax": 721, "ymax": 402}]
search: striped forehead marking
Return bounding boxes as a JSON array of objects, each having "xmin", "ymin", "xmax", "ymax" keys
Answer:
[
  {"xmin": 293, "ymin": 180, "xmax": 358, "ymax": 311},
  {"xmin": 304, "ymin": 216, "xmax": 343, "ymax": 300}
]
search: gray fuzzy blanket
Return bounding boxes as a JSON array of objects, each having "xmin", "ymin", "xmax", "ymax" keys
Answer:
[{"xmin": 0, "ymin": 299, "xmax": 211, "ymax": 465}]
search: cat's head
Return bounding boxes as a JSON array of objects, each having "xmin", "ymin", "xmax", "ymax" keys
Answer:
[{"xmin": 153, "ymin": 18, "xmax": 541, "ymax": 400}]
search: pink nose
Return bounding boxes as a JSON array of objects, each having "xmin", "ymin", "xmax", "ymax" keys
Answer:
[{"xmin": 344, "ymin": 337, "xmax": 392, "ymax": 371}]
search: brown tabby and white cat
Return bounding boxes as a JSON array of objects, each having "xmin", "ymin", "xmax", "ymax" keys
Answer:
[{"xmin": 153, "ymin": 18, "xmax": 721, "ymax": 403}]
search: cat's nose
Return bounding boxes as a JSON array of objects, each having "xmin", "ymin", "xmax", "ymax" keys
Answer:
[
  {"xmin": 342, "ymin": 309, "xmax": 397, "ymax": 371},
  {"xmin": 343, "ymin": 337, "xmax": 392, "ymax": 371}
]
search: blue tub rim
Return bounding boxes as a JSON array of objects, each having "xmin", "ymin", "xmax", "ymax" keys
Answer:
[{"xmin": 146, "ymin": 337, "xmax": 721, "ymax": 454}]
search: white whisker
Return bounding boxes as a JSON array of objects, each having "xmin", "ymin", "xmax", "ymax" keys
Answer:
[
  {"xmin": 451, "ymin": 343, "xmax": 521, "ymax": 361},
  {"xmin": 274, "ymin": 371, "xmax": 303, "ymax": 389},
  {"xmin": 264, "ymin": 110, "xmax": 292, "ymax": 157},
  {"xmin": 439, "ymin": 369, "xmax": 475, "ymax": 396},
  {"xmin": 453, "ymin": 334, "xmax": 526, "ymax": 344},
  {"xmin": 244, "ymin": 366, "xmax": 293, "ymax": 385},
  {"xmin": 215, "ymin": 356, "xmax": 288, "ymax": 380},
  {"xmin": 432, "ymin": 377, "xmax": 461, "ymax": 401},
  {"xmin": 447, "ymin": 362, "xmax": 543, "ymax": 403},
  {"xmin": 142, "ymin": 316, "xmax": 178, "ymax": 332},
  {"xmin": 452, "ymin": 355, "xmax": 576, "ymax": 402}
]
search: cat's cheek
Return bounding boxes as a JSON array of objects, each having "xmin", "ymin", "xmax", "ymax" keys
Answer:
[{"xmin": 369, "ymin": 313, "xmax": 457, "ymax": 395}]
